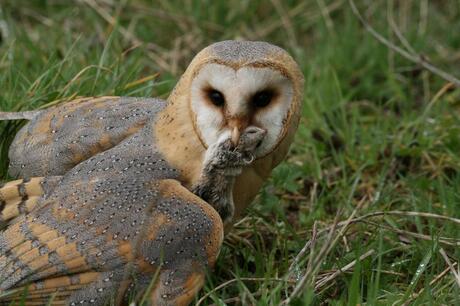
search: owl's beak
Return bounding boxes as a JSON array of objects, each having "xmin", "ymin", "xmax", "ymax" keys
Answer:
[
  {"xmin": 231, "ymin": 126, "xmax": 240, "ymax": 146},
  {"xmin": 228, "ymin": 117, "xmax": 248, "ymax": 146}
]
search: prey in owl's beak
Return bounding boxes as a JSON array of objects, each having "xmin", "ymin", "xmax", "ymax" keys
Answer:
[
  {"xmin": 193, "ymin": 126, "xmax": 267, "ymax": 224},
  {"xmin": 227, "ymin": 116, "xmax": 263, "ymax": 148},
  {"xmin": 228, "ymin": 118, "xmax": 267, "ymax": 158}
]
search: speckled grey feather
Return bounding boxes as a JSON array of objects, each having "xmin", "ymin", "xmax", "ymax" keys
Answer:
[
  {"xmin": 8, "ymin": 97, "xmax": 166, "ymax": 178},
  {"xmin": 210, "ymin": 40, "xmax": 286, "ymax": 63}
]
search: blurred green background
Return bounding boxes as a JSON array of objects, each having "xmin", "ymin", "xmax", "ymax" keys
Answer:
[{"xmin": 1, "ymin": 0, "xmax": 460, "ymax": 305}]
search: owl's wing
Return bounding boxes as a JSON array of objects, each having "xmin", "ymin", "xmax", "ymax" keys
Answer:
[
  {"xmin": 0, "ymin": 177, "xmax": 223, "ymax": 306},
  {"xmin": 8, "ymin": 96, "xmax": 166, "ymax": 178}
]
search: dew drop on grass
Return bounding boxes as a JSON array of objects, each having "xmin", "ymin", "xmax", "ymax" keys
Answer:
[
  {"xmin": 293, "ymin": 265, "xmax": 303, "ymax": 281},
  {"xmin": 408, "ymin": 250, "xmax": 432, "ymax": 289}
]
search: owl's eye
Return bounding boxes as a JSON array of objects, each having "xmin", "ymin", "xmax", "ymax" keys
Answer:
[
  {"xmin": 252, "ymin": 90, "xmax": 274, "ymax": 108},
  {"xmin": 207, "ymin": 89, "xmax": 225, "ymax": 107}
]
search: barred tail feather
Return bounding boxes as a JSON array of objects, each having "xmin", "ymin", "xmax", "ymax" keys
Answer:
[{"xmin": 0, "ymin": 177, "xmax": 61, "ymax": 225}]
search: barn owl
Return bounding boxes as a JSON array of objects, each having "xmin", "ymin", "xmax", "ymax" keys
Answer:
[{"xmin": 0, "ymin": 40, "xmax": 304, "ymax": 305}]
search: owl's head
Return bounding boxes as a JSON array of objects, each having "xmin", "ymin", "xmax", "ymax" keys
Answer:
[{"xmin": 171, "ymin": 41, "xmax": 304, "ymax": 160}]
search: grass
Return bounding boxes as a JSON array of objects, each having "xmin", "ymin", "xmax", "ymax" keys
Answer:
[{"xmin": 1, "ymin": 0, "xmax": 460, "ymax": 305}]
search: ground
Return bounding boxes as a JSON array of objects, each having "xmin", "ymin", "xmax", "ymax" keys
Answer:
[{"xmin": 0, "ymin": 0, "xmax": 460, "ymax": 305}]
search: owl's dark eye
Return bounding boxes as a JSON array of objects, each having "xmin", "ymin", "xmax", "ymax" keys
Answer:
[
  {"xmin": 252, "ymin": 90, "xmax": 274, "ymax": 108},
  {"xmin": 207, "ymin": 89, "xmax": 225, "ymax": 107}
]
